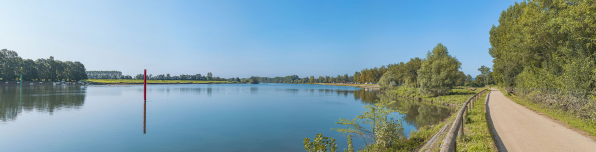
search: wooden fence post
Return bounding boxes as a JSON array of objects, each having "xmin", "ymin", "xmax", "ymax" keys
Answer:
[
  {"xmin": 471, "ymin": 97, "xmax": 473, "ymax": 110},
  {"xmin": 464, "ymin": 105, "xmax": 468, "ymax": 124},
  {"xmin": 460, "ymin": 112, "xmax": 465, "ymax": 139}
]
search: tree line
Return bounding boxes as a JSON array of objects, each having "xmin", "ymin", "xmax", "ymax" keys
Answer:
[
  {"xmin": 490, "ymin": 0, "xmax": 596, "ymax": 93},
  {"xmin": 249, "ymin": 44, "xmax": 496, "ymax": 91},
  {"xmin": 0, "ymin": 49, "xmax": 87, "ymax": 81},
  {"xmin": 369, "ymin": 43, "xmax": 497, "ymax": 96},
  {"xmin": 256, "ymin": 74, "xmax": 354, "ymax": 84},
  {"xmin": 489, "ymin": 0, "xmax": 596, "ymax": 121},
  {"xmin": 352, "ymin": 44, "xmax": 495, "ymax": 95},
  {"xmin": 129, "ymin": 72, "xmax": 229, "ymax": 81},
  {"xmin": 86, "ymin": 71, "xmax": 123, "ymax": 79}
]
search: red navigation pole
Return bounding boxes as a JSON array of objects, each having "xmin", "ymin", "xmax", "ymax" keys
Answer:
[
  {"xmin": 144, "ymin": 69, "xmax": 147, "ymax": 134},
  {"xmin": 144, "ymin": 69, "xmax": 147, "ymax": 101}
]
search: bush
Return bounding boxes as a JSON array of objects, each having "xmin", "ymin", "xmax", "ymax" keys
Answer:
[{"xmin": 515, "ymin": 88, "xmax": 596, "ymax": 122}]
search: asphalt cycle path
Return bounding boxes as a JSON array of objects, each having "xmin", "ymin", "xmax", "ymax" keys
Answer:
[{"xmin": 487, "ymin": 88, "xmax": 596, "ymax": 152}]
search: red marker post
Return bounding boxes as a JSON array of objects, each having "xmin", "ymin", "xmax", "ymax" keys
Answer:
[{"xmin": 144, "ymin": 69, "xmax": 147, "ymax": 101}]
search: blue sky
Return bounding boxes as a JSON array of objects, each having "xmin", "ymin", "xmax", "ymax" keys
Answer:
[{"xmin": 0, "ymin": 0, "xmax": 519, "ymax": 78}]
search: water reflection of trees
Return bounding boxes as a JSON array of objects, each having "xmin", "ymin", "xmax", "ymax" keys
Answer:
[
  {"xmin": 341, "ymin": 89, "xmax": 452, "ymax": 129},
  {"xmin": 352, "ymin": 90, "xmax": 381, "ymax": 104},
  {"xmin": 0, "ymin": 86, "xmax": 86, "ymax": 122}
]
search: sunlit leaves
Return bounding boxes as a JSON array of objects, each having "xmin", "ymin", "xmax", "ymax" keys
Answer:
[
  {"xmin": 417, "ymin": 43, "xmax": 461, "ymax": 96},
  {"xmin": 304, "ymin": 134, "xmax": 338, "ymax": 152},
  {"xmin": 330, "ymin": 100, "xmax": 405, "ymax": 151}
]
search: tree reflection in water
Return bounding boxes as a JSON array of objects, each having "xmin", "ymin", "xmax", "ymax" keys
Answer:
[
  {"xmin": 0, "ymin": 86, "xmax": 86, "ymax": 122},
  {"xmin": 0, "ymin": 86, "xmax": 450, "ymax": 129},
  {"xmin": 343, "ymin": 89, "xmax": 452, "ymax": 129}
]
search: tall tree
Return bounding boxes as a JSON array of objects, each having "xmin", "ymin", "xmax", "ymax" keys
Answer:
[
  {"xmin": 207, "ymin": 72, "xmax": 213, "ymax": 81},
  {"xmin": 417, "ymin": 43, "xmax": 462, "ymax": 96},
  {"xmin": 478, "ymin": 65, "xmax": 491, "ymax": 87}
]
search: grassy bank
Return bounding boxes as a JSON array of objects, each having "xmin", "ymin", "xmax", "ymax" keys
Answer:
[
  {"xmin": 84, "ymin": 79, "xmax": 232, "ymax": 84},
  {"xmin": 497, "ymin": 88, "xmax": 596, "ymax": 138},
  {"xmin": 406, "ymin": 112, "xmax": 457, "ymax": 151},
  {"xmin": 457, "ymin": 90, "xmax": 497, "ymax": 151},
  {"xmin": 304, "ymin": 86, "xmax": 491, "ymax": 151},
  {"xmin": 380, "ymin": 86, "xmax": 489, "ymax": 151},
  {"xmin": 386, "ymin": 86, "xmax": 483, "ymax": 106}
]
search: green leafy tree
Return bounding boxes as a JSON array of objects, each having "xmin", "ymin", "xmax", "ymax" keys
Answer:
[
  {"xmin": 488, "ymin": 0, "xmax": 596, "ymax": 121},
  {"xmin": 417, "ymin": 43, "xmax": 461, "ymax": 96},
  {"xmin": 331, "ymin": 100, "xmax": 405, "ymax": 151},
  {"xmin": 404, "ymin": 57, "xmax": 422, "ymax": 87},
  {"xmin": 303, "ymin": 134, "xmax": 337, "ymax": 152},
  {"xmin": 478, "ymin": 65, "xmax": 491, "ymax": 87},
  {"xmin": 353, "ymin": 72, "xmax": 361, "ymax": 83},
  {"xmin": 378, "ymin": 71, "xmax": 398, "ymax": 90},
  {"xmin": 1, "ymin": 49, "xmax": 87, "ymax": 81},
  {"xmin": 206, "ymin": 72, "xmax": 213, "ymax": 80},
  {"xmin": 455, "ymin": 71, "xmax": 466, "ymax": 86},
  {"xmin": 464, "ymin": 74, "xmax": 473, "ymax": 87},
  {"xmin": 249, "ymin": 76, "xmax": 259, "ymax": 84}
]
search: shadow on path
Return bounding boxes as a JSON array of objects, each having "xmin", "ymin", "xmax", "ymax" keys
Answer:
[{"xmin": 485, "ymin": 89, "xmax": 508, "ymax": 152}]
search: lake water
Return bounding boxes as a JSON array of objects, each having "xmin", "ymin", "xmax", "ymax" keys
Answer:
[{"xmin": 0, "ymin": 84, "xmax": 451, "ymax": 151}]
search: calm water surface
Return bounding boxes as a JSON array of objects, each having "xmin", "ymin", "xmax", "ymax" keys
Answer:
[{"xmin": 0, "ymin": 84, "xmax": 451, "ymax": 151}]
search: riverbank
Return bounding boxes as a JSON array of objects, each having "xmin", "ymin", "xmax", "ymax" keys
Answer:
[
  {"xmin": 383, "ymin": 86, "xmax": 495, "ymax": 151},
  {"xmin": 386, "ymin": 86, "xmax": 484, "ymax": 107},
  {"xmin": 83, "ymin": 79, "xmax": 232, "ymax": 85},
  {"xmin": 315, "ymin": 83, "xmax": 380, "ymax": 90}
]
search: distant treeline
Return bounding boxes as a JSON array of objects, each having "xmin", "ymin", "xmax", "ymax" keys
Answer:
[
  {"xmin": 87, "ymin": 71, "xmax": 229, "ymax": 81},
  {"xmin": 86, "ymin": 71, "xmax": 123, "ymax": 79},
  {"xmin": 130, "ymin": 72, "xmax": 228, "ymax": 81},
  {"xmin": 0, "ymin": 49, "xmax": 87, "ymax": 81},
  {"xmin": 256, "ymin": 74, "xmax": 354, "ymax": 84},
  {"xmin": 253, "ymin": 52, "xmax": 494, "ymax": 89}
]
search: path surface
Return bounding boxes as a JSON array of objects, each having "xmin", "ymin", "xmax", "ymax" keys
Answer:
[{"xmin": 487, "ymin": 88, "xmax": 596, "ymax": 151}]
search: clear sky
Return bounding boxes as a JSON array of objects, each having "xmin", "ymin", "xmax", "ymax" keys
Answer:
[{"xmin": 0, "ymin": 0, "xmax": 519, "ymax": 78}]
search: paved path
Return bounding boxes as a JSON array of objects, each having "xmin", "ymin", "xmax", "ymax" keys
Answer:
[{"xmin": 487, "ymin": 88, "xmax": 596, "ymax": 152}]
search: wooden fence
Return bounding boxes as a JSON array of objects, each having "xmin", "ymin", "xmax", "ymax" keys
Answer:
[{"xmin": 440, "ymin": 89, "xmax": 488, "ymax": 152}]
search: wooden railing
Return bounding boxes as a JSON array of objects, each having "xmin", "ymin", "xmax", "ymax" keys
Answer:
[{"xmin": 440, "ymin": 89, "xmax": 488, "ymax": 152}]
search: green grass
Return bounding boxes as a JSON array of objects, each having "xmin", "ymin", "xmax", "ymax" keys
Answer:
[
  {"xmin": 380, "ymin": 86, "xmax": 492, "ymax": 151},
  {"xmin": 386, "ymin": 86, "xmax": 484, "ymax": 106},
  {"xmin": 456, "ymin": 90, "xmax": 497, "ymax": 151},
  {"xmin": 497, "ymin": 88, "xmax": 596, "ymax": 138},
  {"xmin": 84, "ymin": 79, "xmax": 232, "ymax": 84}
]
